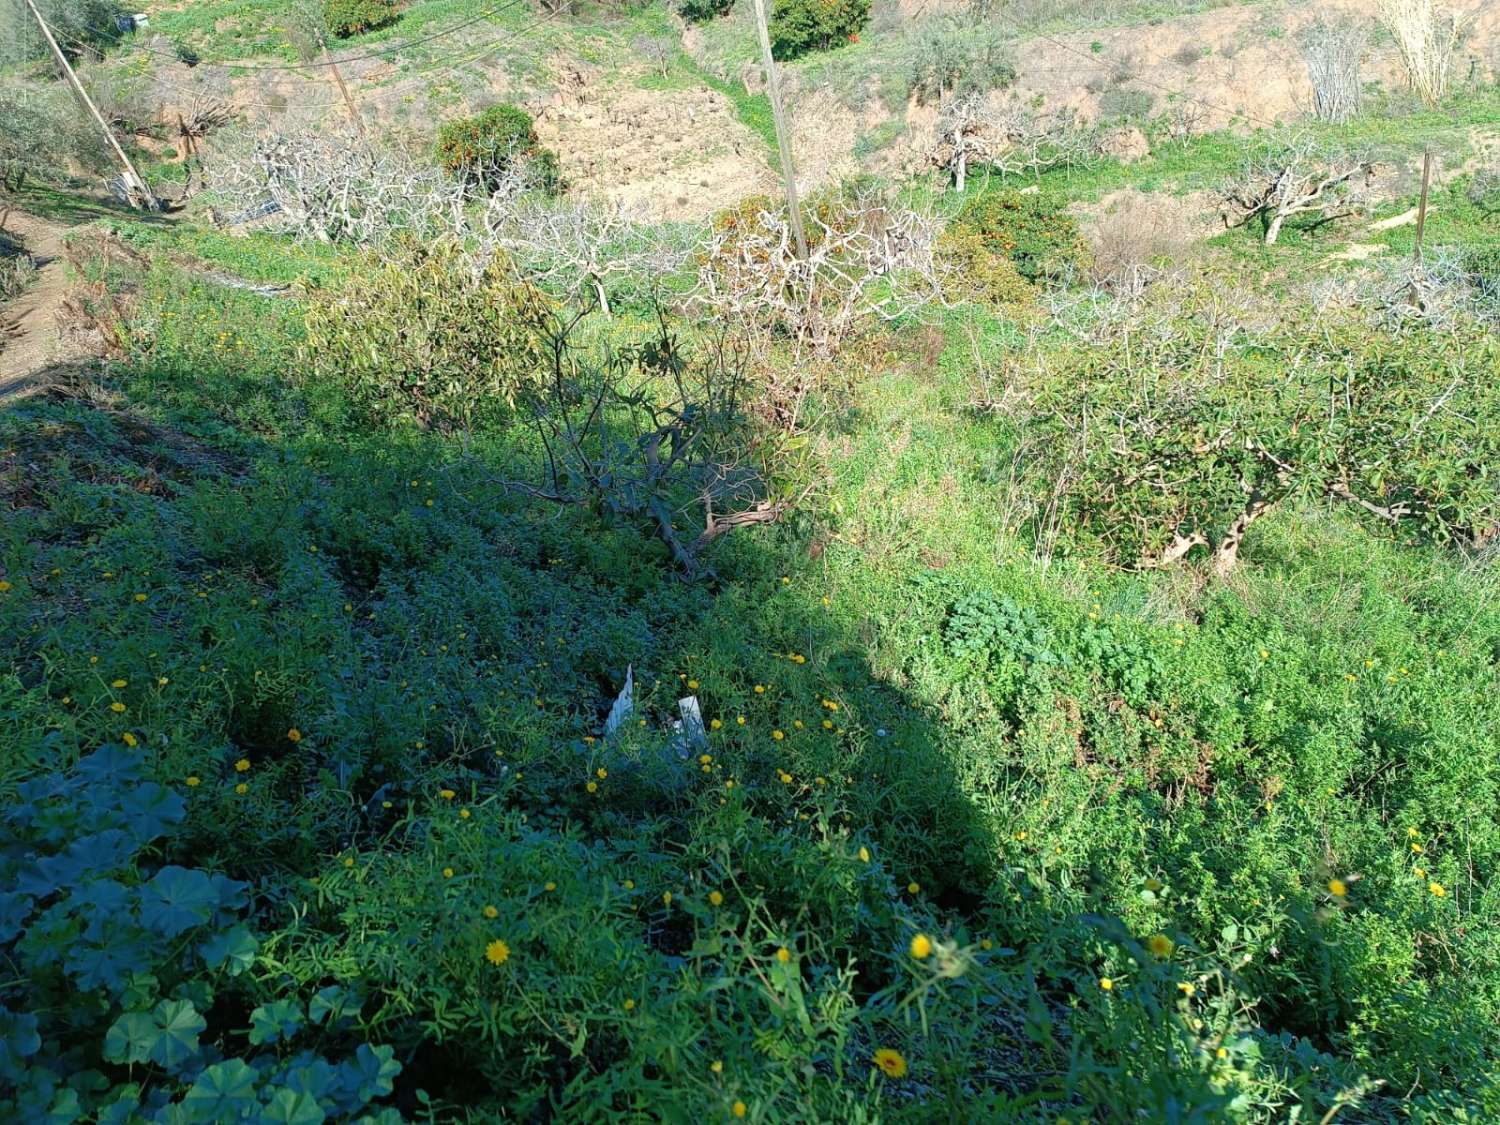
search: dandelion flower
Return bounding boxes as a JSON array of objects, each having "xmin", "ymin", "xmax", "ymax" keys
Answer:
[
  {"xmin": 907, "ymin": 881, "xmax": 921, "ymax": 895},
  {"xmin": 483, "ymin": 905, "xmax": 498, "ymax": 919},
  {"xmin": 662, "ymin": 891, "xmax": 673, "ymax": 906},
  {"xmin": 822, "ymin": 720, "xmax": 833, "ymax": 730},
  {"xmin": 485, "ymin": 939, "xmax": 511, "ymax": 966},
  {"xmin": 111, "ymin": 679, "xmax": 127, "ymax": 689},
  {"xmin": 1327, "ymin": 878, "xmax": 1347, "ymax": 897},
  {"xmin": 623, "ymin": 879, "xmax": 635, "ymax": 890},
  {"xmin": 910, "ymin": 934, "xmax": 933, "ymax": 959},
  {"xmin": 596, "ymin": 767, "xmax": 607, "ymax": 779},
  {"xmin": 1429, "ymin": 882, "xmax": 1446, "ymax": 897},
  {"xmin": 732, "ymin": 1101, "xmax": 746, "ymax": 1118},
  {"xmin": 1144, "ymin": 877, "xmax": 1163, "ymax": 893},
  {"xmin": 1178, "ymin": 982, "xmax": 1195, "ymax": 996},
  {"xmin": 709, "ymin": 890, "xmax": 724, "ymax": 906},
  {"xmin": 110, "ymin": 702, "xmax": 126, "ymax": 714},
  {"xmin": 710, "ymin": 719, "xmax": 722, "ymax": 731},
  {"xmin": 687, "ymin": 679, "xmax": 699, "ymax": 690},
  {"xmin": 443, "ymin": 867, "xmax": 455, "ymax": 878},
  {"xmin": 544, "ymin": 881, "xmax": 556, "ymax": 892},
  {"xmin": 439, "ymin": 789, "xmax": 456, "ymax": 800},
  {"xmin": 754, "ymin": 685, "xmax": 765, "ymax": 695},
  {"xmin": 623, "ymin": 998, "xmax": 635, "ymax": 1011},
  {"xmin": 1215, "ymin": 1047, "xmax": 1228, "ymax": 1059},
  {"xmin": 122, "ymin": 732, "xmax": 138, "ymax": 748},
  {"xmin": 873, "ymin": 1048, "xmax": 907, "ymax": 1078},
  {"xmin": 234, "ymin": 783, "xmax": 248, "ymax": 795},
  {"xmin": 235, "ymin": 758, "xmax": 251, "ymax": 773},
  {"xmin": 775, "ymin": 947, "xmax": 791, "ymax": 963},
  {"xmin": 287, "ymin": 728, "xmax": 302, "ymax": 743},
  {"xmin": 1147, "ymin": 933, "xmax": 1175, "ymax": 958},
  {"xmin": 772, "ymin": 729, "xmax": 784, "ymax": 741},
  {"xmin": 736, "ymin": 716, "xmax": 746, "ymax": 725},
  {"xmin": 459, "ymin": 809, "xmax": 471, "ymax": 819},
  {"xmin": 1099, "ymin": 978, "xmax": 1113, "ymax": 991},
  {"xmin": 185, "ymin": 776, "xmax": 200, "ymax": 787},
  {"xmin": 710, "ymin": 1060, "xmax": 723, "ymax": 1074},
  {"xmin": 587, "ymin": 781, "xmax": 599, "ymax": 794}
]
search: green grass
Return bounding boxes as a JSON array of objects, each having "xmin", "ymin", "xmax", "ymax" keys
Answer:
[{"xmin": 5, "ymin": 97, "xmax": 1500, "ymax": 1119}]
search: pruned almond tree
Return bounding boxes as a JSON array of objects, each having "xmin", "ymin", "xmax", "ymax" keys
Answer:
[
  {"xmin": 1220, "ymin": 135, "xmax": 1374, "ymax": 245},
  {"xmin": 691, "ymin": 188, "xmax": 952, "ymax": 357},
  {"xmin": 932, "ymin": 98, "xmax": 1097, "ymax": 192},
  {"xmin": 479, "ymin": 194, "xmax": 696, "ymax": 317},
  {"xmin": 205, "ymin": 129, "xmax": 470, "ymax": 243}
]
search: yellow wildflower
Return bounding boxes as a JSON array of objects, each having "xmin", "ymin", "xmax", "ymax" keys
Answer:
[
  {"xmin": 872, "ymin": 1048, "xmax": 907, "ymax": 1078},
  {"xmin": 485, "ymin": 939, "xmax": 511, "ymax": 966}
]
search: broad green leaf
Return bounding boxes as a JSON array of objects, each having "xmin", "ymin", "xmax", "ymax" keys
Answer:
[
  {"xmin": 76, "ymin": 744, "xmax": 146, "ymax": 787},
  {"xmin": 307, "ymin": 985, "xmax": 361, "ymax": 1025},
  {"xmin": 117, "ymin": 783, "xmax": 186, "ymax": 843},
  {"xmin": 249, "ymin": 999, "xmax": 304, "ymax": 1046},
  {"xmin": 200, "ymin": 925, "xmax": 259, "ymax": 975},
  {"xmin": 149, "ymin": 999, "xmax": 207, "ymax": 1071},
  {"xmin": 0, "ymin": 1006, "xmax": 41, "ymax": 1082},
  {"xmin": 140, "ymin": 867, "xmax": 217, "ymax": 938},
  {"xmin": 181, "ymin": 1059, "xmax": 259, "ymax": 1120},
  {"xmin": 259, "ymin": 1087, "xmax": 326, "ymax": 1125},
  {"xmin": 339, "ymin": 1044, "xmax": 401, "ymax": 1105},
  {"xmin": 103, "ymin": 1011, "xmax": 157, "ymax": 1066}
]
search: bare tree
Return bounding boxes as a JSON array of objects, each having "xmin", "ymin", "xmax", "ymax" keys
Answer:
[
  {"xmin": 494, "ymin": 307, "xmax": 801, "ymax": 579},
  {"xmin": 932, "ymin": 98, "xmax": 1097, "ymax": 191},
  {"xmin": 1221, "ymin": 135, "xmax": 1374, "ymax": 245},
  {"xmin": 692, "ymin": 188, "xmax": 952, "ymax": 357},
  {"xmin": 1375, "ymin": 0, "xmax": 1471, "ymax": 106},
  {"xmin": 632, "ymin": 34, "xmax": 674, "ymax": 80},
  {"xmin": 1300, "ymin": 16, "xmax": 1367, "ymax": 123},
  {"xmin": 205, "ymin": 130, "xmax": 469, "ymax": 242},
  {"xmin": 934, "ymin": 91, "xmax": 989, "ymax": 192},
  {"xmin": 480, "ymin": 194, "xmax": 696, "ymax": 317}
]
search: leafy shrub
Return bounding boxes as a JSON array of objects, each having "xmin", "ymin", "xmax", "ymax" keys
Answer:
[
  {"xmin": 1466, "ymin": 244, "xmax": 1500, "ymax": 299},
  {"xmin": 1026, "ymin": 297, "xmax": 1500, "ymax": 569},
  {"xmin": 1097, "ymin": 85, "xmax": 1156, "ymax": 120},
  {"xmin": 769, "ymin": 0, "xmax": 870, "ymax": 61},
  {"xmin": 1469, "ymin": 166, "xmax": 1500, "ymax": 215},
  {"xmin": 433, "ymin": 103, "xmax": 560, "ymax": 195},
  {"xmin": 936, "ymin": 223, "xmax": 1034, "ymax": 306},
  {"xmin": 674, "ymin": 0, "xmax": 735, "ymax": 22},
  {"xmin": 0, "ymin": 252, "xmax": 35, "ymax": 301},
  {"xmin": 905, "ymin": 16, "xmax": 1016, "ymax": 104},
  {"xmin": 299, "ymin": 238, "xmax": 555, "ymax": 430},
  {"xmin": 1, "ymin": 0, "xmax": 122, "ymax": 64},
  {"xmin": 953, "ymin": 189, "xmax": 1091, "ymax": 283},
  {"xmin": 0, "ymin": 744, "xmax": 403, "ymax": 1122},
  {"xmin": 323, "ymin": 0, "xmax": 398, "ymax": 38}
]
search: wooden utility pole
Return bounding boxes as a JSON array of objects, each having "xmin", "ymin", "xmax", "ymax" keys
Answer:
[
  {"xmin": 23, "ymin": 0, "xmax": 157, "ymax": 211},
  {"xmin": 320, "ymin": 35, "xmax": 368, "ymax": 140},
  {"xmin": 1412, "ymin": 148, "xmax": 1432, "ymax": 264},
  {"xmin": 750, "ymin": 0, "xmax": 807, "ymax": 260}
]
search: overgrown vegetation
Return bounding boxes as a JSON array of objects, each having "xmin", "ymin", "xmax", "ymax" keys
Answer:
[{"xmin": 5, "ymin": 2, "xmax": 1500, "ymax": 1120}]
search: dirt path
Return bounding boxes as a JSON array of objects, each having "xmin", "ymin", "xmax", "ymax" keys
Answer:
[{"xmin": 0, "ymin": 212, "xmax": 84, "ymax": 405}]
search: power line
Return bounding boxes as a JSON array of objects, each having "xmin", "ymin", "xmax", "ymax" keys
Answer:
[
  {"xmin": 54, "ymin": 0, "xmax": 536, "ymax": 74},
  {"xmin": 51, "ymin": 4, "xmax": 570, "ymax": 113}
]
